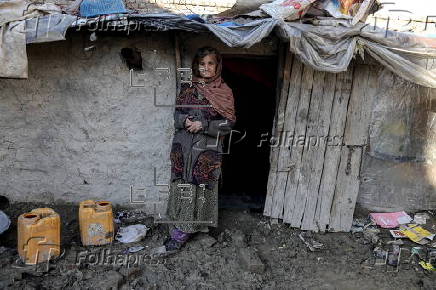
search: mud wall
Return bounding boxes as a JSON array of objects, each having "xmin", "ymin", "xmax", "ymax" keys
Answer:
[
  {"xmin": 0, "ymin": 31, "xmax": 177, "ymax": 214},
  {"xmin": 357, "ymin": 67, "xmax": 436, "ymax": 211}
]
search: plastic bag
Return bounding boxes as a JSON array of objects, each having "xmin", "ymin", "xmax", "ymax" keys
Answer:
[
  {"xmin": 312, "ymin": 0, "xmax": 374, "ymax": 24},
  {"xmin": 115, "ymin": 224, "xmax": 148, "ymax": 243},
  {"xmin": 0, "ymin": 210, "xmax": 10, "ymax": 234},
  {"xmin": 260, "ymin": 0, "xmax": 317, "ymax": 21}
]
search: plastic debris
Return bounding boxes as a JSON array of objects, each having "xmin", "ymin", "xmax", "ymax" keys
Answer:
[
  {"xmin": 298, "ymin": 233, "xmax": 324, "ymax": 252},
  {"xmin": 260, "ymin": 0, "xmax": 316, "ymax": 21},
  {"xmin": 399, "ymin": 224, "xmax": 434, "ymax": 245},
  {"xmin": 419, "ymin": 261, "xmax": 436, "ymax": 271},
  {"xmin": 369, "ymin": 211, "xmax": 412, "ymax": 228},
  {"xmin": 411, "ymin": 247, "xmax": 426, "ymax": 260},
  {"xmin": 363, "ymin": 228, "xmax": 380, "ymax": 244},
  {"xmin": 387, "ymin": 244, "xmax": 401, "ymax": 266},
  {"xmin": 413, "ymin": 213, "xmax": 430, "ymax": 225},
  {"xmin": 390, "ymin": 230, "xmax": 407, "ymax": 239},
  {"xmin": 0, "ymin": 210, "xmax": 10, "ymax": 234},
  {"xmin": 149, "ymin": 246, "xmax": 169, "ymax": 258},
  {"xmin": 115, "ymin": 224, "xmax": 149, "ymax": 243},
  {"xmin": 373, "ymin": 247, "xmax": 387, "ymax": 260},
  {"xmin": 128, "ymin": 246, "xmax": 144, "ymax": 253}
]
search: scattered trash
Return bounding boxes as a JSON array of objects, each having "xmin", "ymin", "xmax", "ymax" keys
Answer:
[
  {"xmin": 386, "ymin": 239, "xmax": 404, "ymax": 246},
  {"xmin": 298, "ymin": 233, "xmax": 324, "ymax": 252},
  {"xmin": 351, "ymin": 218, "xmax": 373, "ymax": 233},
  {"xmin": 310, "ymin": 0, "xmax": 375, "ymax": 24},
  {"xmin": 419, "ymin": 261, "xmax": 436, "ymax": 271},
  {"xmin": 115, "ymin": 224, "xmax": 149, "ymax": 243},
  {"xmin": 369, "ymin": 211, "xmax": 412, "ymax": 229},
  {"xmin": 260, "ymin": 0, "xmax": 316, "ymax": 21},
  {"xmin": 0, "ymin": 210, "xmax": 10, "ymax": 234},
  {"xmin": 372, "ymin": 247, "xmax": 388, "ymax": 260},
  {"xmin": 351, "ymin": 225, "xmax": 364, "ymax": 233},
  {"xmin": 387, "ymin": 244, "xmax": 400, "ymax": 266},
  {"xmin": 128, "ymin": 246, "xmax": 144, "ymax": 253},
  {"xmin": 399, "ymin": 224, "xmax": 434, "ymax": 245},
  {"xmin": 390, "ymin": 230, "xmax": 407, "ymax": 239},
  {"xmin": 149, "ymin": 246, "xmax": 169, "ymax": 258},
  {"xmin": 363, "ymin": 228, "xmax": 380, "ymax": 244},
  {"xmin": 411, "ymin": 247, "xmax": 426, "ymax": 260},
  {"xmin": 413, "ymin": 213, "xmax": 430, "ymax": 225}
]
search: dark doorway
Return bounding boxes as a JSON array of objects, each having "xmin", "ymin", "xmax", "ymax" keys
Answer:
[{"xmin": 219, "ymin": 55, "xmax": 278, "ymax": 211}]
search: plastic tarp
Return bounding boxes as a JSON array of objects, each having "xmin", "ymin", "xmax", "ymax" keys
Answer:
[
  {"xmin": 9, "ymin": 11, "xmax": 436, "ymax": 87},
  {"xmin": 26, "ymin": 14, "xmax": 77, "ymax": 44},
  {"xmin": 278, "ymin": 19, "xmax": 436, "ymax": 88},
  {"xmin": 0, "ymin": 1, "xmax": 71, "ymax": 78}
]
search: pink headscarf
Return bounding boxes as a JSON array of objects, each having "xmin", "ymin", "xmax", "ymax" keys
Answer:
[{"xmin": 191, "ymin": 54, "xmax": 236, "ymax": 122}]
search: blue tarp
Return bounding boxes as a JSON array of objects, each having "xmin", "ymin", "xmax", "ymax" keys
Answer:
[{"xmin": 80, "ymin": 0, "xmax": 128, "ymax": 18}]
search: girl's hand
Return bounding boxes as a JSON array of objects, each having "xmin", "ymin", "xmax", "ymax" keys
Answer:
[{"xmin": 185, "ymin": 119, "xmax": 203, "ymax": 133}]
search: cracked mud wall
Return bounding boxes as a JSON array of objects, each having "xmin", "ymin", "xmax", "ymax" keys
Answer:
[{"xmin": 0, "ymin": 31, "xmax": 177, "ymax": 214}]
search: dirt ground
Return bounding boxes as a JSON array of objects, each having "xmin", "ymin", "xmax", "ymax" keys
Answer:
[{"xmin": 0, "ymin": 202, "xmax": 435, "ymax": 290}]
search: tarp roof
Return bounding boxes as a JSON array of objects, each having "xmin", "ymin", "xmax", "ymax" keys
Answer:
[{"xmin": 25, "ymin": 13, "xmax": 436, "ymax": 88}]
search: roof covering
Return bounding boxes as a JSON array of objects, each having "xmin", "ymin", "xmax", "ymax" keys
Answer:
[{"xmin": 1, "ymin": 0, "xmax": 435, "ymax": 87}]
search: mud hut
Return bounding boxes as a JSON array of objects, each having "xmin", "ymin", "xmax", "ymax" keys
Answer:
[{"xmin": 0, "ymin": 0, "xmax": 435, "ymax": 233}]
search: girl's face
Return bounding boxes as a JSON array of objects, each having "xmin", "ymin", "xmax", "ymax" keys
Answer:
[{"xmin": 198, "ymin": 54, "xmax": 217, "ymax": 79}]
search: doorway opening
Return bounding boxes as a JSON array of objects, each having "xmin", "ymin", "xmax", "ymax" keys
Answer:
[{"xmin": 219, "ymin": 55, "xmax": 278, "ymax": 211}]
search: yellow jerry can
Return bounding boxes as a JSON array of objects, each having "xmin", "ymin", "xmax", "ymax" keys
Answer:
[
  {"xmin": 79, "ymin": 200, "xmax": 114, "ymax": 246},
  {"xmin": 17, "ymin": 208, "xmax": 61, "ymax": 264}
]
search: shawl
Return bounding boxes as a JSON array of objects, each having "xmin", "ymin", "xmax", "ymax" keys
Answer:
[{"xmin": 191, "ymin": 55, "xmax": 236, "ymax": 122}]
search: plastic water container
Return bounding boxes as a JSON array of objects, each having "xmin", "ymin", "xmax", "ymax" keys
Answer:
[
  {"xmin": 17, "ymin": 208, "xmax": 61, "ymax": 264},
  {"xmin": 79, "ymin": 200, "xmax": 114, "ymax": 246}
]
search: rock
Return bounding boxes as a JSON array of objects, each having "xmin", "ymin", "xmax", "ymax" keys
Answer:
[{"xmin": 238, "ymin": 247, "xmax": 265, "ymax": 274}]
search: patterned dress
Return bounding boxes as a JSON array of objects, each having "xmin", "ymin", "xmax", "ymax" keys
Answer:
[{"xmin": 166, "ymin": 83, "xmax": 235, "ymax": 233}]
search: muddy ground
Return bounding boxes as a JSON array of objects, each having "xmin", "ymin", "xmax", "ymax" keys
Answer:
[{"xmin": 0, "ymin": 202, "xmax": 435, "ymax": 290}]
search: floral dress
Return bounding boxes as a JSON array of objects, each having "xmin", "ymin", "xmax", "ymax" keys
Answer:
[{"xmin": 166, "ymin": 83, "xmax": 235, "ymax": 233}]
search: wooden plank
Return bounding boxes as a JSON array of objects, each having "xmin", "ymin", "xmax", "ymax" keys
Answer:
[
  {"xmin": 315, "ymin": 69, "xmax": 355, "ymax": 232},
  {"xmin": 300, "ymin": 72, "xmax": 337, "ymax": 231},
  {"xmin": 264, "ymin": 49, "xmax": 293, "ymax": 217},
  {"xmin": 289, "ymin": 70, "xmax": 326, "ymax": 229},
  {"xmin": 270, "ymin": 58, "xmax": 304, "ymax": 219},
  {"xmin": 343, "ymin": 65, "xmax": 371, "ymax": 145},
  {"xmin": 281, "ymin": 65, "xmax": 314, "ymax": 225},
  {"xmin": 327, "ymin": 65, "xmax": 378, "ymax": 231},
  {"xmin": 328, "ymin": 146, "xmax": 363, "ymax": 232}
]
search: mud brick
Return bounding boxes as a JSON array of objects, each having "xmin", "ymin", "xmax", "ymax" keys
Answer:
[{"xmin": 238, "ymin": 247, "xmax": 265, "ymax": 274}]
